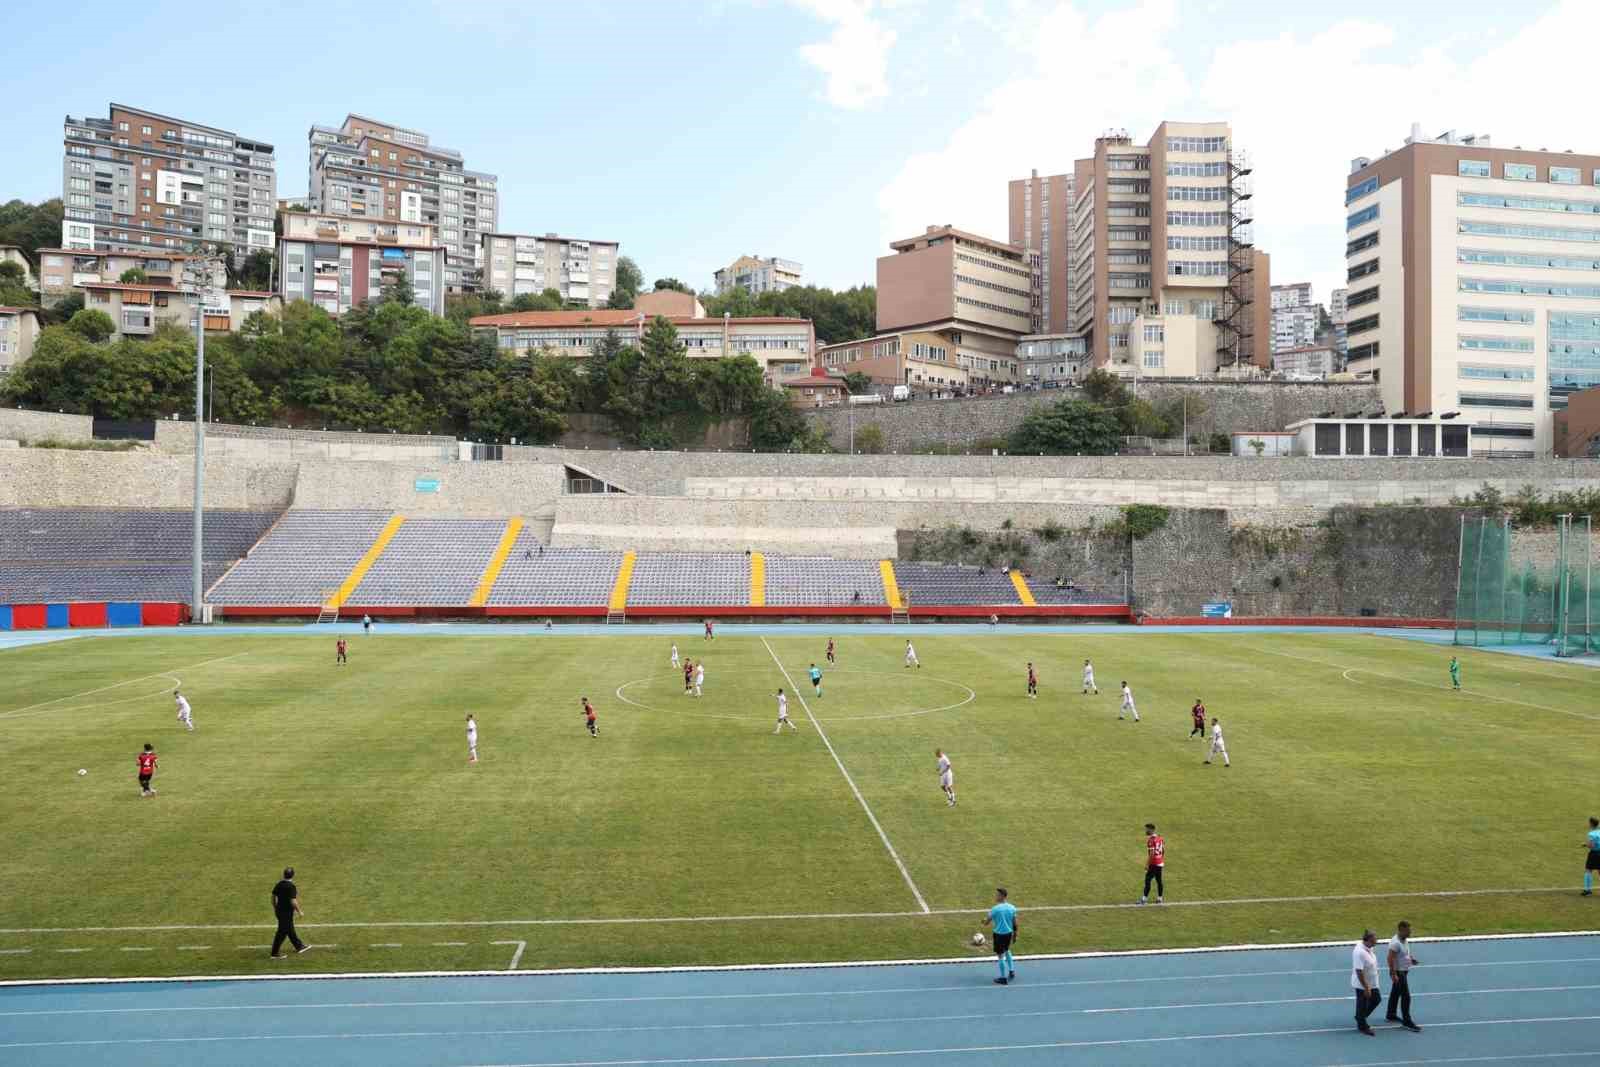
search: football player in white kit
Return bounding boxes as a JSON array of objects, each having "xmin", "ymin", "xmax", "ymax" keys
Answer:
[
  {"xmin": 936, "ymin": 748, "xmax": 955, "ymax": 806},
  {"xmin": 693, "ymin": 661, "xmax": 705, "ymax": 697},
  {"xmin": 774, "ymin": 688, "xmax": 797, "ymax": 733},
  {"xmin": 1205, "ymin": 718, "xmax": 1230, "ymax": 766},
  {"xmin": 174, "ymin": 689, "xmax": 194, "ymax": 731},
  {"xmin": 670, "ymin": 643, "xmax": 680, "ymax": 670},
  {"xmin": 466, "ymin": 714, "xmax": 479, "ymax": 763},
  {"xmin": 904, "ymin": 640, "xmax": 920, "ymax": 669},
  {"xmin": 1082, "ymin": 659, "xmax": 1099, "ymax": 695},
  {"xmin": 1118, "ymin": 681, "xmax": 1140, "ymax": 722}
]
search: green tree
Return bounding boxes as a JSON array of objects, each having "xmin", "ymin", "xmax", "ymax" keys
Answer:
[
  {"xmin": 0, "ymin": 261, "xmax": 24, "ymax": 284},
  {"xmin": 1078, "ymin": 368, "xmax": 1127, "ymax": 406},
  {"xmin": 67, "ymin": 308, "xmax": 115, "ymax": 342},
  {"xmin": 746, "ymin": 386, "xmax": 830, "ymax": 452},
  {"xmin": 854, "ymin": 424, "xmax": 886, "ymax": 454},
  {"xmin": 230, "ymin": 250, "xmax": 274, "ymax": 291},
  {"xmin": 607, "ymin": 256, "xmax": 643, "ymax": 308},
  {"xmin": 0, "ymin": 261, "xmax": 33, "ymax": 308},
  {"xmin": 843, "ymin": 371, "xmax": 873, "ymax": 395},
  {"xmin": 702, "ymin": 284, "xmax": 876, "ymax": 345},
  {"xmin": 1008, "ymin": 398, "xmax": 1122, "ymax": 455},
  {"xmin": 44, "ymin": 293, "xmax": 83, "ymax": 326},
  {"xmin": 620, "ymin": 316, "xmax": 699, "ymax": 447},
  {"xmin": 696, "ymin": 354, "xmax": 766, "ymax": 416},
  {"xmin": 119, "ymin": 267, "xmax": 148, "ymax": 284},
  {"xmin": 652, "ymin": 277, "xmax": 692, "ymax": 293},
  {"xmin": 0, "ymin": 199, "xmax": 64, "ymax": 260}
]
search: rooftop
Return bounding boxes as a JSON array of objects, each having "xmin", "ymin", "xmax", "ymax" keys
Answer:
[{"xmin": 889, "ymin": 224, "xmax": 1022, "ymax": 255}]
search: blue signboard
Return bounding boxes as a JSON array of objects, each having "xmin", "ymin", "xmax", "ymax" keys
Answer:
[
  {"xmin": 414, "ymin": 478, "xmax": 441, "ymax": 493},
  {"xmin": 1201, "ymin": 602, "xmax": 1233, "ymax": 618}
]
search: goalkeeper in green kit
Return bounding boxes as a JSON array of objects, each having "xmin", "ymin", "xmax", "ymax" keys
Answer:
[{"xmin": 1449, "ymin": 656, "xmax": 1461, "ymax": 691}]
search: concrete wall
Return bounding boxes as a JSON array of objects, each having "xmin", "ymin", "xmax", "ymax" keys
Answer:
[
  {"xmin": 551, "ymin": 412, "xmax": 750, "ymax": 453},
  {"xmin": 0, "ymin": 408, "xmax": 95, "ymax": 444},
  {"xmin": 0, "ymin": 450, "xmax": 297, "ymax": 509},
  {"xmin": 291, "ymin": 460, "xmax": 565, "ymax": 516},
  {"xmin": 152, "ymin": 420, "xmax": 456, "ymax": 462},
  {"xmin": 803, "ymin": 381, "xmax": 1385, "ymax": 453}
]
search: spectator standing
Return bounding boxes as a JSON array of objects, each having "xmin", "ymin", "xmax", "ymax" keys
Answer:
[
  {"xmin": 1583, "ymin": 817, "xmax": 1600, "ymax": 896},
  {"xmin": 270, "ymin": 867, "xmax": 308, "ymax": 958},
  {"xmin": 1351, "ymin": 929, "xmax": 1382, "ymax": 1035},
  {"xmin": 1385, "ymin": 920, "xmax": 1422, "ymax": 1031}
]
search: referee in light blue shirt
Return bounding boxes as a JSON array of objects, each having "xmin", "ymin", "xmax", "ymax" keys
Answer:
[{"xmin": 983, "ymin": 887, "xmax": 1018, "ymax": 985}]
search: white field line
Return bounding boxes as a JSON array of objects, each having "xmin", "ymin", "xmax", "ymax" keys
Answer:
[
  {"xmin": 761, "ymin": 637, "xmax": 929, "ymax": 914},
  {"xmin": 0, "ymin": 652, "xmax": 250, "ymax": 721},
  {"xmin": 0, "ymin": 885, "xmax": 1573, "ymax": 936},
  {"xmin": 1314, "ymin": 1053, "xmax": 1599, "ymax": 1067},
  {"xmin": 3, "ymin": 993, "xmax": 1598, "ymax": 1051},
  {"xmin": 3, "ymin": 933, "xmax": 1596, "ymax": 992},
  {"xmin": 7, "ymin": 954, "xmax": 1600, "ymax": 1013},
  {"xmin": 1253, "ymin": 645, "xmax": 1600, "ymax": 723},
  {"xmin": 494, "ymin": 939, "xmax": 527, "ymax": 970}
]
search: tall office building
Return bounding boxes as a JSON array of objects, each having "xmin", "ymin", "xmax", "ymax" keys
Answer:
[
  {"xmin": 1008, "ymin": 170, "xmax": 1074, "ymax": 334},
  {"xmin": 481, "ymin": 233, "xmax": 619, "ymax": 307},
  {"xmin": 60, "ymin": 104, "xmax": 276, "ymax": 260},
  {"xmin": 875, "ymin": 224, "xmax": 1030, "ymax": 389},
  {"xmin": 714, "ymin": 255, "xmax": 803, "ymax": 295},
  {"xmin": 308, "ymin": 114, "xmax": 497, "ymax": 293},
  {"xmin": 1068, "ymin": 122, "xmax": 1269, "ymax": 376},
  {"xmin": 1344, "ymin": 125, "xmax": 1600, "ymax": 456}
]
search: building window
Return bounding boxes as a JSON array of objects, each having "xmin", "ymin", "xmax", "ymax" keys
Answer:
[
  {"xmin": 1369, "ymin": 424, "xmax": 1389, "ymax": 456},
  {"xmin": 1459, "ymin": 307, "xmax": 1535, "ymax": 324},
  {"xmin": 1551, "ymin": 166, "xmax": 1581, "ymax": 185},
  {"xmin": 1314, "ymin": 423, "xmax": 1340, "ymax": 456},
  {"xmin": 1344, "ymin": 424, "xmax": 1365, "ymax": 455},
  {"xmin": 1458, "ymin": 219, "xmax": 1600, "ymax": 243},
  {"xmin": 1348, "ymin": 314, "xmax": 1380, "ymax": 335},
  {"xmin": 1142, "ymin": 350, "xmax": 1163, "ymax": 369},
  {"xmin": 1143, "ymin": 324, "xmax": 1164, "ymax": 342},
  {"xmin": 1458, "ymin": 393, "xmax": 1535, "ymax": 409},
  {"xmin": 1459, "ymin": 364, "xmax": 1535, "ymax": 381},
  {"xmin": 1346, "ymin": 205, "xmax": 1379, "ymax": 230},
  {"xmin": 1345, "ymin": 176, "xmax": 1379, "ymax": 204},
  {"xmin": 1458, "ymin": 160, "xmax": 1490, "ymax": 178},
  {"xmin": 1346, "ymin": 285, "xmax": 1379, "ymax": 308},
  {"xmin": 1459, "ymin": 248, "xmax": 1600, "ymax": 271},
  {"xmin": 1460, "ymin": 277, "xmax": 1600, "ymax": 300},
  {"xmin": 1347, "ymin": 232, "xmax": 1379, "ymax": 256},
  {"xmin": 1347, "ymin": 258, "xmax": 1379, "ymax": 281},
  {"xmin": 1503, "ymin": 162, "xmax": 1537, "ymax": 182}
]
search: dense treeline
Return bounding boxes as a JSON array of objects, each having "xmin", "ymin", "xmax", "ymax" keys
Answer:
[
  {"xmin": 0, "ymin": 291, "xmax": 828, "ymax": 451},
  {"xmin": 1007, "ymin": 370, "xmax": 1226, "ymax": 455},
  {"xmin": 700, "ymin": 284, "xmax": 876, "ymax": 345}
]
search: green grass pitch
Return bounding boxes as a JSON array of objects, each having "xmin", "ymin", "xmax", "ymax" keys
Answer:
[{"xmin": 1, "ymin": 629, "xmax": 1595, "ymax": 981}]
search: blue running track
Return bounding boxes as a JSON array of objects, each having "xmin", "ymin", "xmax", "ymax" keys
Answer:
[{"xmin": 3, "ymin": 934, "xmax": 1597, "ymax": 1066}]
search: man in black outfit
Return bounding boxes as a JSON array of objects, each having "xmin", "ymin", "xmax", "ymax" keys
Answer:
[{"xmin": 270, "ymin": 867, "xmax": 309, "ymax": 958}]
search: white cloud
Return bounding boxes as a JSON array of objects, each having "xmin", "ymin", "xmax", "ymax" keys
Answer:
[
  {"xmin": 793, "ymin": 0, "xmax": 898, "ymax": 108},
  {"xmin": 877, "ymin": 0, "xmax": 1600, "ymax": 309}
]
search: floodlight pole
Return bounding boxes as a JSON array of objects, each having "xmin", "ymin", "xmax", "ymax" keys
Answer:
[{"xmin": 190, "ymin": 255, "xmax": 213, "ymax": 624}]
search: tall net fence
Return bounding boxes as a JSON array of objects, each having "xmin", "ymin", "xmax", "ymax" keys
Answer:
[{"xmin": 1454, "ymin": 514, "xmax": 1596, "ymax": 655}]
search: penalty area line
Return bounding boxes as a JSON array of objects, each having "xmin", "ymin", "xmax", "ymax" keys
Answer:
[
  {"xmin": 761, "ymin": 636, "xmax": 929, "ymax": 914},
  {"xmin": 0, "ymin": 652, "xmax": 251, "ymax": 721}
]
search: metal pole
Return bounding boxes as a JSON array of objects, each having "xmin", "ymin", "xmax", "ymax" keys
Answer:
[
  {"xmin": 191, "ymin": 261, "xmax": 208, "ymax": 624},
  {"xmin": 1182, "ymin": 395, "xmax": 1188, "ymax": 456},
  {"xmin": 1498, "ymin": 515, "xmax": 1510, "ymax": 644},
  {"xmin": 1586, "ymin": 515, "xmax": 1593, "ymax": 654}
]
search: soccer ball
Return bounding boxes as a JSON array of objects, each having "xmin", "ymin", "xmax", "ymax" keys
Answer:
[
  {"xmin": 971, "ymin": 932, "xmax": 986, "ymax": 947},
  {"xmin": 76, "ymin": 768, "xmax": 87, "ymax": 776}
]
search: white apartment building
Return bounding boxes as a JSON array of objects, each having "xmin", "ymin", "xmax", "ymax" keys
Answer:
[
  {"xmin": 1345, "ymin": 125, "xmax": 1600, "ymax": 457},
  {"xmin": 1270, "ymin": 282, "xmax": 1319, "ymax": 353},
  {"xmin": 277, "ymin": 210, "xmax": 447, "ymax": 316},
  {"xmin": 714, "ymin": 255, "xmax": 802, "ymax": 295},
  {"xmin": 481, "ymin": 233, "xmax": 619, "ymax": 307}
]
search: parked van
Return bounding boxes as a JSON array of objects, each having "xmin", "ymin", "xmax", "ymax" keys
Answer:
[{"xmin": 891, "ymin": 385, "xmax": 911, "ymax": 402}]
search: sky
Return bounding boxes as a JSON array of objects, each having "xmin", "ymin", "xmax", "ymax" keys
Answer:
[{"xmin": 4, "ymin": 0, "xmax": 1598, "ymax": 307}]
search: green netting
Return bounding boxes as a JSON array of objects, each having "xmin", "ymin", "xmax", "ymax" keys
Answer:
[{"xmin": 1456, "ymin": 514, "xmax": 1597, "ymax": 655}]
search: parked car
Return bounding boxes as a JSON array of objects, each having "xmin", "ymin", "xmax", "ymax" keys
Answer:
[{"xmin": 891, "ymin": 385, "xmax": 911, "ymax": 402}]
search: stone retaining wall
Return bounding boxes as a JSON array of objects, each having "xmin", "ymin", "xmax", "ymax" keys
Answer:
[
  {"xmin": 292, "ymin": 460, "xmax": 564, "ymax": 516},
  {"xmin": 0, "ymin": 408, "xmax": 94, "ymax": 444},
  {"xmin": 0, "ymin": 450, "xmax": 296, "ymax": 509}
]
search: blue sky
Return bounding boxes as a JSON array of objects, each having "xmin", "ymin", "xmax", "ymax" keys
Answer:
[{"xmin": 3, "ymin": 0, "xmax": 1594, "ymax": 305}]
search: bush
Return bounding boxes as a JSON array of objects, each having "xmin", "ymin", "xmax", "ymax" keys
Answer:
[
  {"xmin": 1034, "ymin": 519, "xmax": 1064, "ymax": 543},
  {"xmin": 854, "ymin": 424, "xmax": 885, "ymax": 454},
  {"xmin": 1109, "ymin": 504, "xmax": 1170, "ymax": 541}
]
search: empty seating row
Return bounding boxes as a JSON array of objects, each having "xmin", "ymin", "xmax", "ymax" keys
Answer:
[
  {"xmin": 348, "ymin": 518, "xmax": 507, "ymax": 606},
  {"xmin": 487, "ymin": 531, "xmax": 621, "ymax": 606},
  {"xmin": 891, "ymin": 562, "xmax": 1021, "ymax": 606},
  {"xmin": 207, "ymin": 510, "xmax": 393, "ymax": 606},
  {"xmin": 764, "ymin": 556, "xmax": 886, "ymax": 606},
  {"xmin": 0, "ymin": 508, "xmax": 277, "ymax": 563},
  {"xmin": 1027, "ymin": 578, "xmax": 1123, "ymax": 605},
  {"xmin": 627, "ymin": 552, "xmax": 749, "ymax": 606},
  {"xmin": 0, "ymin": 563, "xmax": 231, "ymax": 603}
]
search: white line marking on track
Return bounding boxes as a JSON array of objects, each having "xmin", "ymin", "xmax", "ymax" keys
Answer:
[
  {"xmin": 762, "ymin": 636, "xmax": 929, "ymax": 914},
  {"xmin": 0, "ymin": 886, "xmax": 1570, "ymax": 935},
  {"xmin": 493, "ymin": 939, "xmax": 526, "ymax": 970},
  {"xmin": 0, "ymin": 652, "xmax": 250, "ymax": 721},
  {"xmin": 1254, "ymin": 646, "xmax": 1600, "ymax": 722},
  {"xmin": 8, "ymin": 957, "xmax": 1600, "ymax": 1016},
  {"xmin": 1081, "ymin": 983, "xmax": 1600, "ymax": 1014}
]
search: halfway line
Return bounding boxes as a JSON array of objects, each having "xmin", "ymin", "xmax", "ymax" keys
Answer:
[{"xmin": 761, "ymin": 637, "xmax": 928, "ymax": 914}]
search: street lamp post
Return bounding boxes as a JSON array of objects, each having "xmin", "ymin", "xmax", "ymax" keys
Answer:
[{"xmin": 186, "ymin": 253, "xmax": 220, "ymax": 624}]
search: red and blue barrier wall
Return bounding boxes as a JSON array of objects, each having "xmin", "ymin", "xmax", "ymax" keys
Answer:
[{"xmin": 0, "ymin": 602, "xmax": 189, "ymax": 630}]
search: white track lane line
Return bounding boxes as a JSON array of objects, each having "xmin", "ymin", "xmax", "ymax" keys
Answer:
[
  {"xmin": 761, "ymin": 637, "xmax": 928, "ymax": 914},
  {"xmin": 0, "ymin": 652, "xmax": 251, "ymax": 721},
  {"xmin": 4, "ymin": 995, "xmax": 1597, "ymax": 1051},
  {"xmin": 1253, "ymin": 646, "xmax": 1600, "ymax": 722},
  {"xmin": 0, "ymin": 885, "xmax": 1571, "ymax": 935}
]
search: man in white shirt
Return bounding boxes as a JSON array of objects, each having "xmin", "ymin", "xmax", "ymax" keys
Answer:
[
  {"xmin": 466, "ymin": 714, "xmax": 478, "ymax": 763},
  {"xmin": 1385, "ymin": 920, "xmax": 1422, "ymax": 1031},
  {"xmin": 1118, "ymin": 682, "xmax": 1140, "ymax": 722},
  {"xmin": 773, "ymin": 689, "xmax": 797, "ymax": 733},
  {"xmin": 904, "ymin": 641, "xmax": 920, "ymax": 669},
  {"xmin": 1082, "ymin": 660, "xmax": 1098, "ymax": 695},
  {"xmin": 670, "ymin": 644, "xmax": 680, "ymax": 670},
  {"xmin": 693, "ymin": 661, "xmax": 705, "ymax": 698},
  {"xmin": 1352, "ymin": 929, "xmax": 1382, "ymax": 1035},
  {"xmin": 174, "ymin": 690, "xmax": 194, "ymax": 732},
  {"xmin": 1204, "ymin": 718, "xmax": 1229, "ymax": 766},
  {"xmin": 936, "ymin": 749, "xmax": 955, "ymax": 806}
]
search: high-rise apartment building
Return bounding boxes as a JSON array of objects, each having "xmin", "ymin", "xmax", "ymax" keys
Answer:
[
  {"xmin": 1344, "ymin": 125, "xmax": 1600, "ymax": 457},
  {"xmin": 277, "ymin": 211, "xmax": 447, "ymax": 316},
  {"xmin": 308, "ymin": 115, "xmax": 497, "ymax": 293},
  {"xmin": 1008, "ymin": 170, "xmax": 1074, "ymax": 334},
  {"xmin": 60, "ymin": 104, "xmax": 276, "ymax": 260},
  {"xmin": 1270, "ymin": 282, "xmax": 1319, "ymax": 354},
  {"xmin": 714, "ymin": 255, "xmax": 803, "ymax": 295},
  {"xmin": 481, "ymin": 233, "xmax": 619, "ymax": 307},
  {"xmin": 875, "ymin": 225, "xmax": 1030, "ymax": 389},
  {"xmin": 1328, "ymin": 287, "xmax": 1350, "ymax": 366},
  {"xmin": 1068, "ymin": 122, "xmax": 1269, "ymax": 377}
]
